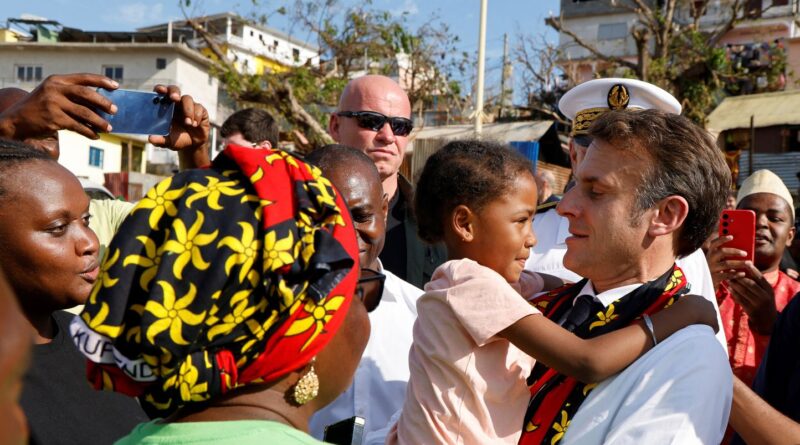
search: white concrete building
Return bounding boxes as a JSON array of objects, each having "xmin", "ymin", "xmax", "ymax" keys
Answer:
[
  {"xmin": 56, "ymin": 131, "xmax": 126, "ymax": 185},
  {"xmin": 554, "ymin": 0, "xmax": 800, "ymax": 84},
  {"xmin": 0, "ymin": 40, "xmax": 219, "ymax": 181},
  {"xmin": 139, "ymin": 12, "xmax": 320, "ymax": 75},
  {"xmin": 0, "ymin": 12, "xmax": 320, "ymax": 184}
]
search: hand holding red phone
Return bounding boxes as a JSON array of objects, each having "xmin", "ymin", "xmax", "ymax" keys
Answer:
[
  {"xmin": 707, "ymin": 210, "xmax": 756, "ymax": 290},
  {"xmin": 719, "ymin": 209, "xmax": 756, "ymax": 262},
  {"xmin": 726, "ymin": 262, "xmax": 778, "ymax": 335},
  {"xmin": 706, "ymin": 234, "xmax": 749, "ymax": 290}
]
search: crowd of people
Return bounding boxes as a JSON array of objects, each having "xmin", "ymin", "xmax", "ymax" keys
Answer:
[{"xmin": 0, "ymin": 70, "xmax": 799, "ymax": 445}]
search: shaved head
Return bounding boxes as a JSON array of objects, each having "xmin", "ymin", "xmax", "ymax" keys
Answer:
[
  {"xmin": 0, "ymin": 88, "xmax": 60, "ymax": 159},
  {"xmin": 329, "ymin": 75, "xmax": 412, "ymax": 196},
  {"xmin": 535, "ymin": 169, "xmax": 557, "ymax": 203},
  {"xmin": 337, "ymin": 75, "xmax": 411, "ymax": 113}
]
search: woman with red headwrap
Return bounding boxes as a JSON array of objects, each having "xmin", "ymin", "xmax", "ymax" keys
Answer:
[{"xmin": 70, "ymin": 144, "xmax": 368, "ymax": 444}]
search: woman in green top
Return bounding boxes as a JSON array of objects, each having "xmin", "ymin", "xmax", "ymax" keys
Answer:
[{"xmin": 71, "ymin": 143, "xmax": 370, "ymax": 444}]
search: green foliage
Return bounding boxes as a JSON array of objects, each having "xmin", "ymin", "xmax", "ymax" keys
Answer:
[
  {"xmin": 196, "ymin": 0, "xmax": 467, "ymax": 148},
  {"xmin": 547, "ymin": 2, "xmax": 790, "ymax": 124},
  {"xmin": 287, "ymin": 0, "xmax": 467, "ymax": 118}
]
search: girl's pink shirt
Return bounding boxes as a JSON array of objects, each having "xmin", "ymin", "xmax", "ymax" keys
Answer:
[{"xmin": 387, "ymin": 258, "xmax": 543, "ymax": 445}]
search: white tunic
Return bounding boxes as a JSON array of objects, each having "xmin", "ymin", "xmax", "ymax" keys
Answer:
[
  {"xmin": 527, "ymin": 208, "xmax": 582, "ymax": 282},
  {"xmin": 526, "ymin": 208, "xmax": 728, "ymax": 351},
  {"xmin": 309, "ymin": 263, "xmax": 423, "ymax": 440},
  {"xmin": 559, "ymin": 281, "xmax": 732, "ymax": 445}
]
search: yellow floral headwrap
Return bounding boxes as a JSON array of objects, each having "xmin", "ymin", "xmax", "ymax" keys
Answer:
[{"xmin": 70, "ymin": 145, "xmax": 359, "ymax": 418}]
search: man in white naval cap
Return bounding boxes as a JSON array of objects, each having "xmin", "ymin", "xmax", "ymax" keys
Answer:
[
  {"xmin": 708, "ymin": 170, "xmax": 800, "ymax": 385},
  {"xmin": 520, "ymin": 93, "xmax": 732, "ymax": 444},
  {"xmin": 525, "ymin": 78, "xmax": 728, "ymax": 350}
]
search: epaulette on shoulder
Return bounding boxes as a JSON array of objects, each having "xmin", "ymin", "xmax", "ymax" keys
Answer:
[{"xmin": 536, "ymin": 201, "xmax": 559, "ymax": 214}]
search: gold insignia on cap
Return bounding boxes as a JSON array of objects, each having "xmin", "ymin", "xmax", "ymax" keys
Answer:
[
  {"xmin": 571, "ymin": 107, "xmax": 607, "ymax": 136},
  {"xmin": 607, "ymin": 84, "xmax": 630, "ymax": 110}
]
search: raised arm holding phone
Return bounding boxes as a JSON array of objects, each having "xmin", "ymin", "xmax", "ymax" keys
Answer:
[
  {"xmin": 0, "ymin": 73, "xmax": 210, "ymax": 168},
  {"xmin": 0, "ymin": 73, "xmax": 213, "ymax": 251},
  {"xmin": 707, "ymin": 169, "xmax": 800, "ymax": 386}
]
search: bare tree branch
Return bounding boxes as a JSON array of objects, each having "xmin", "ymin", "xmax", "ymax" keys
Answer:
[
  {"xmin": 520, "ymin": 104, "xmax": 569, "ymax": 126},
  {"xmin": 180, "ymin": 0, "xmax": 469, "ymax": 148},
  {"xmin": 183, "ymin": 17, "xmax": 231, "ymax": 71},
  {"xmin": 657, "ymin": 0, "xmax": 677, "ymax": 60},
  {"xmin": 708, "ymin": 0, "xmax": 744, "ymax": 46}
]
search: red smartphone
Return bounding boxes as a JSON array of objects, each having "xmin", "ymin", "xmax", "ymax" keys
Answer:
[{"xmin": 718, "ymin": 209, "xmax": 755, "ymax": 262}]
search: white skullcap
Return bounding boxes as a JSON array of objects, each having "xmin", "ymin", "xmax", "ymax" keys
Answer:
[
  {"xmin": 737, "ymin": 169, "xmax": 794, "ymax": 219},
  {"xmin": 559, "ymin": 78, "xmax": 682, "ymax": 135}
]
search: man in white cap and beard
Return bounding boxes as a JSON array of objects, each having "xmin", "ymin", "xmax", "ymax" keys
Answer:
[
  {"xmin": 525, "ymin": 78, "xmax": 728, "ymax": 349},
  {"xmin": 707, "ymin": 169, "xmax": 800, "ymax": 387}
]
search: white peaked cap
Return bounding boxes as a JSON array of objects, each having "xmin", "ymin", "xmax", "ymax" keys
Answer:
[
  {"xmin": 559, "ymin": 78, "xmax": 682, "ymax": 135},
  {"xmin": 737, "ymin": 169, "xmax": 794, "ymax": 220}
]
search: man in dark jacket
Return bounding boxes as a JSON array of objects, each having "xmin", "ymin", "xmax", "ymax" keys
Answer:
[{"xmin": 328, "ymin": 75, "xmax": 445, "ymax": 288}]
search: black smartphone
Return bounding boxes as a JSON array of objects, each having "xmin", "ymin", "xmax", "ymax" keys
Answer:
[
  {"xmin": 95, "ymin": 88, "xmax": 175, "ymax": 136},
  {"xmin": 323, "ymin": 416, "xmax": 365, "ymax": 445}
]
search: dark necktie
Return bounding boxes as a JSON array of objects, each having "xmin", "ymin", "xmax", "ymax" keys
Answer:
[{"xmin": 560, "ymin": 294, "xmax": 595, "ymax": 332}]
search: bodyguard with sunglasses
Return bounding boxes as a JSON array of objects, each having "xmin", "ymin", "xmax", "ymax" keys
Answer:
[
  {"xmin": 306, "ymin": 145, "xmax": 425, "ymax": 444},
  {"xmin": 329, "ymin": 75, "xmax": 446, "ymax": 289}
]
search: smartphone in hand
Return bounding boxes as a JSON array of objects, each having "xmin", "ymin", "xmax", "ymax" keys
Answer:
[
  {"xmin": 719, "ymin": 209, "xmax": 756, "ymax": 263},
  {"xmin": 95, "ymin": 89, "xmax": 175, "ymax": 136},
  {"xmin": 323, "ymin": 416, "xmax": 365, "ymax": 445}
]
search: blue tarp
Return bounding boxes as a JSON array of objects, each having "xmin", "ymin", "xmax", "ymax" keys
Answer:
[{"xmin": 510, "ymin": 141, "xmax": 539, "ymax": 169}]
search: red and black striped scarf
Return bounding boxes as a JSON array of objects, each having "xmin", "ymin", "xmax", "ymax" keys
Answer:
[{"xmin": 519, "ymin": 265, "xmax": 689, "ymax": 445}]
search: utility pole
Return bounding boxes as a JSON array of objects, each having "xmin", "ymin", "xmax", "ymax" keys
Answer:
[
  {"xmin": 475, "ymin": 0, "xmax": 488, "ymax": 136},
  {"xmin": 749, "ymin": 115, "xmax": 755, "ymax": 176},
  {"xmin": 499, "ymin": 33, "xmax": 509, "ymax": 119}
]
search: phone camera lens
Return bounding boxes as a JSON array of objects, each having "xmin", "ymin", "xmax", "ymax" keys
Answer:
[
  {"xmin": 722, "ymin": 214, "xmax": 729, "ymax": 219},
  {"xmin": 152, "ymin": 97, "xmax": 160, "ymax": 104},
  {"xmin": 722, "ymin": 229, "xmax": 729, "ymax": 235}
]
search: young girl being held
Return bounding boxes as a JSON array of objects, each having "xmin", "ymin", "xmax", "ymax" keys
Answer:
[{"xmin": 386, "ymin": 139, "xmax": 718, "ymax": 445}]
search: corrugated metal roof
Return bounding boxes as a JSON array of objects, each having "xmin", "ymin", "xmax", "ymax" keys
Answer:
[
  {"xmin": 706, "ymin": 90, "xmax": 800, "ymax": 133},
  {"xmin": 409, "ymin": 121, "xmax": 554, "ymax": 146},
  {"xmin": 737, "ymin": 150, "xmax": 800, "ymax": 193}
]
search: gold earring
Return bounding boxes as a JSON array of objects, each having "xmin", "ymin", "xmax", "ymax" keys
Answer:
[{"xmin": 292, "ymin": 358, "xmax": 319, "ymax": 405}]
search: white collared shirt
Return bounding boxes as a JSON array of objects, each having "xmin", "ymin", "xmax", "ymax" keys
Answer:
[
  {"xmin": 574, "ymin": 281, "xmax": 642, "ymax": 308},
  {"xmin": 309, "ymin": 261, "xmax": 423, "ymax": 440},
  {"xmin": 558, "ymin": 279, "xmax": 732, "ymax": 445},
  {"xmin": 526, "ymin": 209, "xmax": 728, "ymax": 351},
  {"xmin": 527, "ymin": 209, "xmax": 582, "ymax": 282}
]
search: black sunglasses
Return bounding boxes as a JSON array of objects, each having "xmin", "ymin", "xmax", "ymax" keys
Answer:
[
  {"xmin": 336, "ymin": 111, "xmax": 414, "ymax": 137},
  {"xmin": 356, "ymin": 267, "xmax": 386, "ymax": 313}
]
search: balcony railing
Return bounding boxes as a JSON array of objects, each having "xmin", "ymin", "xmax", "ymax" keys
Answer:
[{"xmin": 189, "ymin": 34, "xmax": 312, "ymax": 68}]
